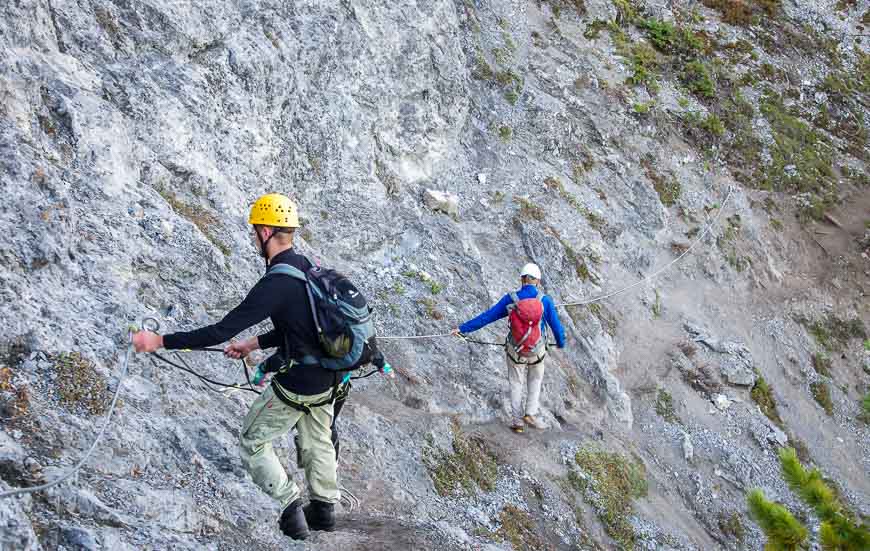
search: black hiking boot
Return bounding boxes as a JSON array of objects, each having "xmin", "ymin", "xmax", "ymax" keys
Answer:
[
  {"xmin": 279, "ymin": 499, "xmax": 309, "ymax": 540},
  {"xmin": 304, "ymin": 500, "xmax": 336, "ymax": 532}
]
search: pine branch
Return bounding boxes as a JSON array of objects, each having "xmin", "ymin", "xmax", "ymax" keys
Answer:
[
  {"xmin": 820, "ymin": 522, "xmax": 843, "ymax": 551},
  {"xmin": 779, "ymin": 447, "xmax": 809, "ymax": 487},
  {"xmin": 777, "ymin": 448, "xmax": 870, "ymax": 551},
  {"xmin": 747, "ymin": 488, "xmax": 808, "ymax": 550},
  {"xmin": 779, "ymin": 448, "xmax": 838, "ymax": 520}
]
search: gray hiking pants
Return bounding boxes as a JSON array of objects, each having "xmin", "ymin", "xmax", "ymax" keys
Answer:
[
  {"xmin": 505, "ymin": 352, "xmax": 546, "ymax": 421},
  {"xmin": 239, "ymin": 384, "xmax": 340, "ymax": 510}
]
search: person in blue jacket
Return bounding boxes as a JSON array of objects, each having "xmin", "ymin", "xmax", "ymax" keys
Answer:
[{"xmin": 452, "ymin": 263, "xmax": 566, "ymax": 433}]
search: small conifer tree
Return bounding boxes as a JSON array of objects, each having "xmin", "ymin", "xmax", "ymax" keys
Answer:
[
  {"xmin": 746, "ymin": 489, "xmax": 807, "ymax": 550},
  {"xmin": 747, "ymin": 448, "xmax": 870, "ymax": 551}
]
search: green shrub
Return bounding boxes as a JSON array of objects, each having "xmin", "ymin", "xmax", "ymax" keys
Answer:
[
  {"xmin": 701, "ymin": 113, "xmax": 725, "ymax": 136},
  {"xmin": 774, "ymin": 448, "xmax": 870, "ymax": 550},
  {"xmin": 640, "ymin": 19, "xmax": 705, "ymax": 56},
  {"xmin": 641, "ymin": 18, "xmax": 677, "ymax": 51},
  {"xmin": 627, "ymin": 43, "xmax": 660, "ymax": 90},
  {"xmin": 682, "ymin": 60, "xmax": 715, "ymax": 98},
  {"xmin": 759, "ymin": 92, "xmax": 834, "ymax": 196},
  {"xmin": 655, "ymin": 389, "xmax": 678, "ymax": 422},
  {"xmin": 613, "ymin": 0, "xmax": 639, "ymax": 25},
  {"xmin": 633, "ymin": 101, "xmax": 654, "ymax": 114}
]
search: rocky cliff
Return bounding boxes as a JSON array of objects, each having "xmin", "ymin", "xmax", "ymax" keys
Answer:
[{"xmin": 1, "ymin": 0, "xmax": 868, "ymax": 549}]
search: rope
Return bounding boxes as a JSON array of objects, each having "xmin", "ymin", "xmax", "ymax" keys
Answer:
[
  {"xmin": 460, "ymin": 337, "xmax": 505, "ymax": 347},
  {"xmin": 378, "ymin": 333, "xmax": 453, "ymax": 340},
  {"xmin": 0, "ymin": 334, "xmax": 134, "ymax": 499},
  {"xmin": 150, "ymin": 352, "xmax": 260, "ymax": 395},
  {"xmin": 340, "ymin": 485, "xmax": 360, "ymax": 513},
  {"xmin": 556, "ymin": 185, "xmax": 734, "ymax": 308},
  {"xmin": 349, "ymin": 369, "xmax": 380, "ymax": 380},
  {"xmin": 374, "ymin": 185, "xmax": 733, "ymax": 339}
]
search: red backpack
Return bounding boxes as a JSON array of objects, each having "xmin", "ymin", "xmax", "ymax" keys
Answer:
[{"xmin": 506, "ymin": 292, "xmax": 546, "ymax": 360}]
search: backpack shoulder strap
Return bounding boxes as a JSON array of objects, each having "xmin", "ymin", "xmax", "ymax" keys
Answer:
[
  {"xmin": 265, "ymin": 263, "xmax": 308, "ymax": 282},
  {"xmin": 507, "ymin": 292, "xmax": 520, "ymax": 311}
]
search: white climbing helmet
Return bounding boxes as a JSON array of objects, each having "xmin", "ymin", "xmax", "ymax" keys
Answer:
[{"xmin": 520, "ymin": 263, "xmax": 542, "ymax": 281}]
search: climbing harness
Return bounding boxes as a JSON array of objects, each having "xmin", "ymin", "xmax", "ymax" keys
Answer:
[{"xmin": 270, "ymin": 376, "xmax": 346, "ymax": 414}]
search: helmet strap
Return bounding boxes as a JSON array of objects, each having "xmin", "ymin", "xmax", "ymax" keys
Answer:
[
  {"xmin": 258, "ymin": 227, "xmax": 290, "ymax": 270},
  {"xmin": 257, "ymin": 228, "xmax": 274, "ymax": 271}
]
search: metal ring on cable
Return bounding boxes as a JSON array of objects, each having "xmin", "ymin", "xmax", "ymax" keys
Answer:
[{"xmin": 142, "ymin": 317, "xmax": 161, "ymax": 332}]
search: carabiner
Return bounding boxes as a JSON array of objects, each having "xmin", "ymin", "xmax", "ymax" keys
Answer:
[{"xmin": 142, "ymin": 317, "xmax": 161, "ymax": 332}]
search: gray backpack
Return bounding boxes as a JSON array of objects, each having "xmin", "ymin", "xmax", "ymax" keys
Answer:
[{"xmin": 267, "ymin": 260, "xmax": 376, "ymax": 371}]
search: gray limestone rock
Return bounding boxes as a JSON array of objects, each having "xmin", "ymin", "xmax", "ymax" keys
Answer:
[
  {"xmin": 423, "ymin": 189, "xmax": 460, "ymax": 217},
  {"xmin": 0, "ymin": 0, "xmax": 867, "ymax": 549},
  {"xmin": 682, "ymin": 432, "xmax": 694, "ymax": 463}
]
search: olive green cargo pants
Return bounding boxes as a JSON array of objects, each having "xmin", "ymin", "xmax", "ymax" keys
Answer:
[{"xmin": 239, "ymin": 384, "xmax": 340, "ymax": 509}]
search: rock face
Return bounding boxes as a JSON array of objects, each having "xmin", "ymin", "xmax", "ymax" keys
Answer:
[
  {"xmin": 1, "ymin": 0, "xmax": 869, "ymax": 550},
  {"xmin": 423, "ymin": 189, "xmax": 460, "ymax": 217}
]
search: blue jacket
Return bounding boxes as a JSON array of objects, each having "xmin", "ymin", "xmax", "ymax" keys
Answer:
[{"xmin": 459, "ymin": 284, "xmax": 566, "ymax": 348}]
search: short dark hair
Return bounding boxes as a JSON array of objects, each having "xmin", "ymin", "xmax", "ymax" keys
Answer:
[{"xmin": 254, "ymin": 225, "xmax": 295, "ymax": 235}]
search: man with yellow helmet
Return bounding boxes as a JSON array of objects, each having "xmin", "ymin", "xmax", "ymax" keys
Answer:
[{"xmin": 133, "ymin": 193, "xmax": 339, "ymax": 540}]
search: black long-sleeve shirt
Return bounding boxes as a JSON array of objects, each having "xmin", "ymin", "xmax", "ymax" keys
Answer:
[{"xmin": 163, "ymin": 248, "xmax": 336, "ymax": 395}]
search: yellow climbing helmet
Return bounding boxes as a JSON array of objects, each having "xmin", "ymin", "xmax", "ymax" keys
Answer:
[{"xmin": 248, "ymin": 193, "xmax": 300, "ymax": 228}]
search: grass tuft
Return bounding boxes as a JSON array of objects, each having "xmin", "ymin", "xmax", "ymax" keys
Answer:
[
  {"xmin": 52, "ymin": 352, "xmax": 109, "ymax": 416},
  {"xmin": 514, "ymin": 196, "xmax": 546, "ymax": 221},
  {"xmin": 493, "ymin": 505, "xmax": 546, "ymax": 551},
  {"xmin": 751, "ymin": 376, "xmax": 783, "ymax": 427},
  {"xmin": 655, "ymin": 389, "xmax": 678, "ymax": 423},
  {"xmin": 570, "ymin": 448, "xmax": 647, "ymax": 548},
  {"xmin": 810, "ymin": 381, "xmax": 833, "ymax": 415},
  {"xmin": 159, "ymin": 190, "xmax": 230, "ymax": 256},
  {"xmin": 798, "ymin": 315, "xmax": 867, "ymax": 352},
  {"xmin": 425, "ymin": 420, "xmax": 498, "ymax": 496}
]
